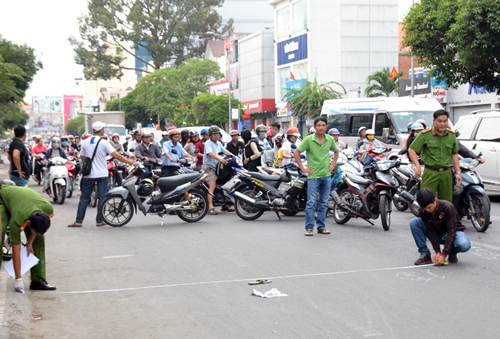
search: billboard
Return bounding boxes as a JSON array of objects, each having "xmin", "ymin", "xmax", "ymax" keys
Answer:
[
  {"xmin": 33, "ymin": 96, "xmax": 63, "ymax": 114},
  {"xmin": 399, "ymin": 78, "xmax": 431, "ymax": 97},
  {"xmin": 277, "ymin": 34, "xmax": 308, "ymax": 66},
  {"xmin": 229, "ymin": 63, "xmax": 239, "ymax": 90},
  {"xmin": 31, "ymin": 96, "xmax": 64, "ymax": 134}
]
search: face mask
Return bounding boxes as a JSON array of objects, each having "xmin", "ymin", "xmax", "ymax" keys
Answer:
[
  {"xmin": 62, "ymin": 141, "xmax": 68, "ymax": 147},
  {"xmin": 259, "ymin": 133, "xmax": 266, "ymax": 139},
  {"xmin": 367, "ymin": 135, "xmax": 375, "ymax": 141}
]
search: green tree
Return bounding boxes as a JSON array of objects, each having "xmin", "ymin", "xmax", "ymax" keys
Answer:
[
  {"xmin": 284, "ymin": 78, "xmax": 345, "ymax": 119},
  {"xmin": 364, "ymin": 68, "xmax": 403, "ymax": 97},
  {"xmin": 403, "ymin": 0, "xmax": 500, "ymax": 93},
  {"xmin": 69, "ymin": 0, "xmax": 233, "ymax": 80},
  {"xmin": 0, "ymin": 35, "xmax": 42, "ymax": 133},
  {"xmin": 135, "ymin": 58, "xmax": 223, "ymax": 121},
  {"xmin": 65, "ymin": 116, "xmax": 85, "ymax": 136},
  {"xmin": 189, "ymin": 93, "xmax": 241, "ymax": 127},
  {"xmin": 105, "ymin": 90, "xmax": 149, "ymax": 130}
]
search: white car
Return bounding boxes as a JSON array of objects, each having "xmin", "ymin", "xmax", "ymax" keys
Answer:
[{"xmin": 454, "ymin": 109, "xmax": 500, "ymax": 193}]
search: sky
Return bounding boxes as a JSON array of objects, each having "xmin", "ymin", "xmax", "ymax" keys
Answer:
[{"xmin": 0, "ymin": 0, "xmax": 416, "ymax": 103}]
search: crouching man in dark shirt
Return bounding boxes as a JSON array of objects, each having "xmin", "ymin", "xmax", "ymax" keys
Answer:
[{"xmin": 410, "ymin": 188, "xmax": 471, "ymax": 265}]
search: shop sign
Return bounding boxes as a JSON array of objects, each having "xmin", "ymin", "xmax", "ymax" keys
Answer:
[
  {"xmin": 241, "ymin": 99, "xmax": 276, "ymax": 114},
  {"xmin": 277, "ymin": 107, "xmax": 288, "ymax": 117},
  {"xmin": 277, "ymin": 34, "xmax": 308, "ymax": 66},
  {"xmin": 399, "ymin": 78, "xmax": 431, "ymax": 97}
]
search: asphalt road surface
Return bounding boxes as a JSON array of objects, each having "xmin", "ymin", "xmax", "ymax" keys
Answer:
[{"xmin": 19, "ymin": 181, "xmax": 500, "ymax": 338}]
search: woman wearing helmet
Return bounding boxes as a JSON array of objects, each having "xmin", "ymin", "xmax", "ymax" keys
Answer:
[
  {"xmin": 406, "ymin": 122, "xmax": 424, "ymax": 150},
  {"xmin": 184, "ymin": 130, "xmax": 201, "ymax": 159},
  {"xmin": 328, "ymin": 128, "xmax": 345, "ymax": 150},
  {"xmin": 111, "ymin": 133, "xmax": 124, "ymax": 153},
  {"xmin": 255, "ymin": 124, "xmax": 272, "ymax": 151},
  {"xmin": 359, "ymin": 129, "xmax": 383, "ymax": 176},
  {"xmin": 241, "ymin": 129, "xmax": 261, "ymax": 172},
  {"xmin": 356, "ymin": 126, "xmax": 367, "ymax": 151},
  {"xmin": 282, "ymin": 128, "xmax": 301, "ymax": 166},
  {"xmin": 402, "ymin": 122, "xmax": 415, "ymax": 150},
  {"xmin": 416, "ymin": 119, "xmax": 427, "ymax": 129},
  {"xmin": 43, "ymin": 137, "xmax": 68, "ymax": 192}
]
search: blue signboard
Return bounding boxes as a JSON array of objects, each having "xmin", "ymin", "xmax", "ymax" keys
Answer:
[
  {"xmin": 286, "ymin": 79, "xmax": 307, "ymax": 116},
  {"xmin": 237, "ymin": 120, "xmax": 251, "ymax": 132},
  {"xmin": 277, "ymin": 34, "xmax": 308, "ymax": 66}
]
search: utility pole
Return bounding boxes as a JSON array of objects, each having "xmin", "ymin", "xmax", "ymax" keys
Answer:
[{"xmin": 410, "ymin": 0, "xmax": 415, "ymax": 98}]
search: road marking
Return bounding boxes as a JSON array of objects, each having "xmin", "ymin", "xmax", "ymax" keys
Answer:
[
  {"xmin": 60, "ymin": 264, "xmax": 433, "ymax": 295},
  {"xmin": 103, "ymin": 254, "xmax": 135, "ymax": 259}
]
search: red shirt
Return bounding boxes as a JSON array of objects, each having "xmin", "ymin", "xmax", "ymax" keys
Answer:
[
  {"xmin": 195, "ymin": 140, "xmax": 205, "ymax": 166},
  {"xmin": 32, "ymin": 145, "xmax": 47, "ymax": 157}
]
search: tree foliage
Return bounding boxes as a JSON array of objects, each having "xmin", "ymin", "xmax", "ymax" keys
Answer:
[
  {"xmin": 283, "ymin": 78, "xmax": 345, "ymax": 119},
  {"xmin": 189, "ymin": 93, "xmax": 241, "ymax": 127},
  {"xmin": 403, "ymin": 0, "xmax": 500, "ymax": 93},
  {"xmin": 364, "ymin": 67, "xmax": 403, "ymax": 97},
  {"xmin": 105, "ymin": 90, "xmax": 148, "ymax": 130},
  {"xmin": 0, "ymin": 35, "xmax": 42, "ymax": 133},
  {"xmin": 69, "ymin": 0, "xmax": 233, "ymax": 80},
  {"xmin": 135, "ymin": 58, "xmax": 223, "ymax": 120},
  {"xmin": 65, "ymin": 116, "xmax": 85, "ymax": 137}
]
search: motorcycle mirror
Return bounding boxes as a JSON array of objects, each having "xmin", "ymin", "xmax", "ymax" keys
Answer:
[
  {"xmin": 472, "ymin": 143, "xmax": 477, "ymax": 150},
  {"xmin": 291, "ymin": 144, "xmax": 297, "ymax": 150},
  {"xmin": 171, "ymin": 149, "xmax": 178, "ymax": 155},
  {"xmin": 130, "ymin": 148, "xmax": 135, "ymax": 153},
  {"xmin": 398, "ymin": 149, "xmax": 408, "ymax": 155},
  {"xmin": 218, "ymin": 152, "xmax": 224, "ymax": 156},
  {"xmin": 195, "ymin": 149, "xmax": 200, "ymax": 154},
  {"xmin": 478, "ymin": 152, "xmax": 483, "ymax": 157}
]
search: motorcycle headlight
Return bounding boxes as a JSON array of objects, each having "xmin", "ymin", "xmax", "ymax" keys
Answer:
[
  {"xmin": 460, "ymin": 160, "xmax": 479, "ymax": 170},
  {"xmin": 375, "ymin": 161, "xmax": 391, "ymax": 172}
]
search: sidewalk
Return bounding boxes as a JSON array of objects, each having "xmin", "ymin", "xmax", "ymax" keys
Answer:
[{"xmin": 0, "ymin": 154, "xmax": 32, "ymax": 339}]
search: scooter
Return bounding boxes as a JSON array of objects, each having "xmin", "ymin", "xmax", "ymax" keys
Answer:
[
  {"xmin": 46, "ymin": 156, "xmax": 70, "ymax": 205},
  {"xmin": 65, "ymin": 154, "xmax": 77, "ymax": 198},
  {"xmin": 98, "ymin": 161, "xmax": 211, "ymax": 227},
  {"xmin": 332, "ymin": 158, "xmax": 401, "ymax": 231},
  {"xmin": 33, "ymin": 153, "xmax": 46, "ymax": 185}
]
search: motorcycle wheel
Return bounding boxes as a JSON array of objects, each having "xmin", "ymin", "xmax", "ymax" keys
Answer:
[
  {"xmin": 98, "ymin": 195, "xmax": 134, "ymax": 227},
  {"xmin": 234, "ymin": 188, "xmax": 265, "ymax": 221},
  {"xmin": 281, "ymin": 198, "xmax": 299, "ymax": 216},
  {"xmin": 379, "ymin": 195, "xmax": 390, "ymax": 231},
  {"xmin": 90, "ymin": 184, "xmax": 98, "ymax": 207},
  {"xmin": 393, "ymin": 198, "xmax": 408, "ymax": 212},
  {"xmin": 333, "ymin": 189, "xmax": 352, "ymax": 224},
  {"xmin": 56, "ymin": 183, "xmax": 66, "ymax": 205},
  {"xmin": 177, "ymin": 190, "xmax": 209, "ymax": 223},
  {"xmin": 67, "ymin": 177, "xmax": 73, "ymax": 198},
  {"xmin": 471, "ymin": 194, "xmax": 490, "ymax": 232}
]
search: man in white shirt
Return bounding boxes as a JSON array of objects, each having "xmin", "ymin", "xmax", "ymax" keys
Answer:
[
  {"xmin": 281, "ymin": 127, "xmax": 302, "ymax": 166},
  {"xmin": 68, "ymin": 121, "xmax": 135, "ymax": 227}
]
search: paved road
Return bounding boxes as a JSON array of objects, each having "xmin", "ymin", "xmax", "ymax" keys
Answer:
[{"xmin": 10, "ymin": 179, "xmax": 500, "ymax": 338}]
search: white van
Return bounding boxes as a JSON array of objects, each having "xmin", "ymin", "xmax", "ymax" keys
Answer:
[{"xmin": 321, "ymin": 97, "xmax": 445, "ymax": 148}]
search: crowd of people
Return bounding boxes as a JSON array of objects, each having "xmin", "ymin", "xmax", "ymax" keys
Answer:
[{"xmin": 0, "ymin": 108, "xmax": 484, "ymax": 294}]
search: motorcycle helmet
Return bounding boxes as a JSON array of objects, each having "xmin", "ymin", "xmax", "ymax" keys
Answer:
[
  {"xmin": 51, "ymin": 137, "xmax": 61, "ymax": 149},
  {"xmin": 68, "ymin": 135, "xmax": 74, "ymax": 139},
  {"xmin": 137, "ymin": 178, "xmax": 155, "ymax": 196},
  {"xmin": 286, "ymin": 128, "xmax": 300, "ymax": 137},
  {"xmin": 190, "ymin": 130, "xmax": 200, "ymax": 138},
  {"xmin": 328, "ymin": 128, "xmax": 340, "ymax": 135},
  {"xmin": 416, "ymin": 119, "xmax": 427, "ymax": 129},
  {"xmin": 267, "ymin": 131, "xmax": 272, "ymax": 138},
  {"xmin": 407, "ymin": 122, "xmax": 414, "ymax": 132},
  {"xmin": 125, "ymin": 135, "xmax": 132, "ymax": 140},
  {"xmin": 230, "ymin": 129, "xmax": 239, "ymax": 136},
  {"xmin": 255, "ymin": 124, "xmax": 267, "ymax": 133},
  {"xmin": 169, "ymin": 129, "xmax": 180, "ymax": 136},
  {"xmin": 200, "ymin": 128, "xmax": 209, "ymax": 136},
  {"xmin": 358, "ymin": 126, "xmax": 367, "ymax": 134},
  {"xmin": 208, "ymin": 126, "xmax": 220, "ymax": 136},
  {"xmin": 411, "ymin": 122, "xmax": 424, "ymax": 131},
  {"xmin": 366, "ymin": 129, "xmax": 375, "ymax": 141},
  {"xmin": 309, "ymin": 127, "xmax": 316, "ymax": 134}
]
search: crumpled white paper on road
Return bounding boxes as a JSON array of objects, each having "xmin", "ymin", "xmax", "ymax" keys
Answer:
[{"xmin": 252, "ymin": 288, "xmax": 288, "ymax": 298}]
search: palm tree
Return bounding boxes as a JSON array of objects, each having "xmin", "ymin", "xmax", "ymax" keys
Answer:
[{"xmin": 364, "ymin": 67, "xmax": 403, "ymax": 97}]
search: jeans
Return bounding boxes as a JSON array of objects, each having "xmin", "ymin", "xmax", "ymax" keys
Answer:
[
  {"xmin": 363, "ymin": 156, "xmax": 374, "ymax": 175},
  {"xmin": 10, "ymin": 174, "xmax": 29, "ymax": 187},
  {"xmin": 409, "ymin": 217, "xmax": 471, "ymax": 255},
  {"xmin": 305, "ymin": 177, "xmax": 331, "ymax": 231},
  {"xmin": 142, "ymin": 166, "xmax": 152, "ymax": 179},
  {"xmin": 76, "ymin": 177, "xmax": 108, "ymax": 224}
]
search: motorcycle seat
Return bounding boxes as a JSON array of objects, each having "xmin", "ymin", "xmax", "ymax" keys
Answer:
[
  {"xmin": 248, "ymin": 172, "xmax": 281, "ymax": 182},
  {"xmin": 157, "ymin": 173, "xmax": 202, "ymax": 192},
  {"xmin": 346, "ymin": 172, "xmax": 372, "ymax": 186}
]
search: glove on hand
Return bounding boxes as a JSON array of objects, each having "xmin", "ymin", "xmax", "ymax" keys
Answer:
[{"xmin": 14, "ymin": 278, "xmax": 25, "ymax": 294}]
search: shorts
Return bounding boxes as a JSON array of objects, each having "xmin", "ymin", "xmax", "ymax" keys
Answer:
[{"xmin": 202, "ymin": 165, "xmax": 217, "ymax": 185}]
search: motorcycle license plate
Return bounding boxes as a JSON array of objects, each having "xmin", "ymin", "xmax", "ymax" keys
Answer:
[{"xmin": 222, "ymin": 177, "xmax": 241, "ymax": 191}]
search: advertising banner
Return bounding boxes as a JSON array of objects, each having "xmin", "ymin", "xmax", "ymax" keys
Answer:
[
  {"xmin": 277, "ymin": 34, "xmax": 308, "ymax": 66},
  {"xmin": 229, "ymin": 63, "xmax": 239, "ymax": 90},
  {"xmin": 28, "ymin": 113, "xmax": 63, "ymax": 133},
  {"xmin": 399, "ymin": 78, "xmax": 431, "ymax": 97},
  {"xmin": 33, "ymin": 96, "xmax": 63, "ymax": 114},
  {"xmin": 286, "ymin": 79, "xmax": 307, "ymax": 116}
]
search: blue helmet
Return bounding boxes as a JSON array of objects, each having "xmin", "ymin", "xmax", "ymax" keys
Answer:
[
  {"xmin": 407, "ymin": 122, "xmax": 414, "ymax": 131},
  {"xmin": 328, "ymin": 128, "xmax": 340, "ymax": 135},
  {"xmin": 200, "ymin": 128, "xmax": 208, "ymax": 135},
  {"xmin": 411, "ymin": 122, "xmax": 424, "ymax": 131}
]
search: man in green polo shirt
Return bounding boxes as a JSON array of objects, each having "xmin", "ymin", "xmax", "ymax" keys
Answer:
[
  {"xmin": 294, "ymin": 117, "xmax": 339, "ymax": 236},
  {"xmin": 0, "ymin": 185, "xmax": 56, "ymax": 293},
  {"xmin": 409, "ymin": 109, "xmax": 461, "ymax": 202}
]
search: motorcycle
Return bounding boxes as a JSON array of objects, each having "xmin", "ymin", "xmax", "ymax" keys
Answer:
[
  {"xmin": 46, "ymin": 156, "xmax": 70, "ymax": 205},
  {"xmin": 33, "ymin": 153, "xmax": 46, "ymax": 185},
  {"xmin": 65, "ymin": 155, "xmax": 77, "ymax": 198},
  {"xmin": 106, "ymin": 155, "xmax": 118, "ymax": 189},
  {"xmin": 98, "ymin": 161, "xmax": 211, "ymax": 227},
  {"xmin": 332, "ymin": 158, "xmax": 401, "ymax": 231},
  {"xmin": 229, "ymin": 162, "xmax": 308, "ymax": 220}
]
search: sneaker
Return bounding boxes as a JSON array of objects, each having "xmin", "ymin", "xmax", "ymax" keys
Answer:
[
  {"xmin": 414, "ymin": 253, "xmax": 432, "ymax": 265},
  {"xmin": 448, "ymin": 253, "xmax": 458, "ymax": 264}
]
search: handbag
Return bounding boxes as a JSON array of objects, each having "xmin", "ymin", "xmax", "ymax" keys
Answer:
[{"xmin": 81, "ymin": 138, "xmax": 102, "ymax": 176}]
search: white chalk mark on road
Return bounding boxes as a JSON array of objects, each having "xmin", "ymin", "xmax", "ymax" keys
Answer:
[
  {"xmin": 103, "ymin": 254, "xmax": 135, "ymax": 259},
  {"xmin": 60, "ymin": 264, "xmax": 433, "ymax": 295}
]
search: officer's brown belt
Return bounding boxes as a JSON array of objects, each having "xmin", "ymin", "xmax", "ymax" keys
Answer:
[{"xmin": 424, "ymin": 165, "xmax": 450, "ymax": 172}]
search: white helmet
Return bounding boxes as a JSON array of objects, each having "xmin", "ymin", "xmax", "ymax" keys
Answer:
[
  {"xmin": 366, "ymin": 129, "xmax": 375, "ymax": 135},
  {"xmin": 309, "ymin": 127, "xmax": 316, "ymax": 134},
  {"xmin": 358, "ymin": 126, "xmax": 367, "ymax": 133},
  {"xmin": 51, "ymin": 137, "xmax": 61, "ymax": 149}
]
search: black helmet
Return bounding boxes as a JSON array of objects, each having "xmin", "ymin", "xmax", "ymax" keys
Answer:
[{"xmin": 137, "ymin": 179, "xmax": 154, "ymax": 196}]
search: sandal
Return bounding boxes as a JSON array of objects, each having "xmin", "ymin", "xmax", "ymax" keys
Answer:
[
  {"xmin": 209, "ymin": 208, "xmax": 219, "ymax": 215},
  {"xmin": 223, "ymin": 206, "xmax": 234, "ymax": 212},
  {"xmin": 68, "ymin": 222, "xmax": 82, "ymax": 227},
  {"xmin": 96, "ymin": 222, "xmax": 106, "ymax": 227},
  {"xmin": 305, "ymin": 230, "xmax": 313, "ymax": 236},
  {"xmin": 317, "ymin": 228, "xmax": 331, "ymax": 234},
  {"xmin": 248, "ymin": 279, "xmax": 272, "ymax": 285}
]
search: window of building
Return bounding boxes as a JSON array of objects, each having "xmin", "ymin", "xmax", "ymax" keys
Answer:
[
  {"xmin": 475, "ymin": 117, "xmax": 500, "ymax": 141},
  {"xmin": 277, "ymin": 6, "xmax": 290, "ymax": 40},
  {"xmin": 279, "ymin": 67, "xmax": 291, "ymax": 102},
  {"xmin": 455, "ymin": 117, "xmax": 480, "ymax": 141},
  {"xmin": 293, "ymin": 0, "xmax": 307, "ymax": 34},
  {"xmin": 293, "ymin": 61, "xmax": 308, "ymax": 79}
]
